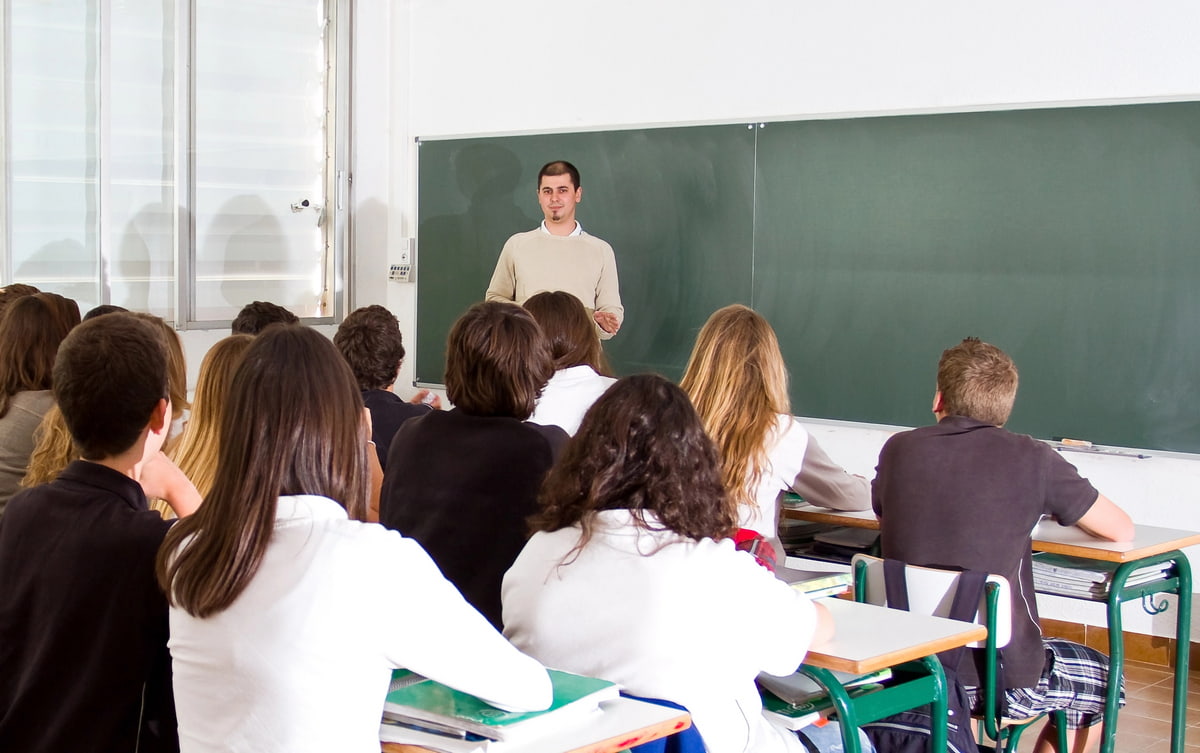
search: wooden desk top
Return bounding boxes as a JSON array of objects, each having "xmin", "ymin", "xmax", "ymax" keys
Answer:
[
  {"xmin": 783, "ymin": 504, "xmax": 880, "ymax": 530},
  {"xmin": 784, "ymin": 503, "xmax": 1200, "ymax": 563},
  {"xmin": 1030, "ymin": 521, "xmax": 1200, "ymax": 563},
  {"xmin": 804, "ymin": 598, "xmax": 987, "ymax": 675},
  {"xmin": 381, "ymin": 696, "xmax": 691, "ymax": 753}
]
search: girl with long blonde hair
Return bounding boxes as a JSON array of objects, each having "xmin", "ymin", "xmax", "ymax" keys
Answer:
[
  {"xmin": 680, "ymin": 304, "xmax": 870, "ymax": 543},
  {"xmin": 167, "ymin": 334, "xmax": 253, "ymax": 500}
]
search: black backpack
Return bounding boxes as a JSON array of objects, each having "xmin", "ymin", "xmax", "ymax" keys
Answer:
[{"xmin": 861, "ymin": 559, "xmax": 986, "ymax": 753}]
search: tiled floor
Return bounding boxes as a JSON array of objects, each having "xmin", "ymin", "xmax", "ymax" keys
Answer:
[{"xmin": 1009, "ymin": 660, "xmax": 1200, "ymax": 752}]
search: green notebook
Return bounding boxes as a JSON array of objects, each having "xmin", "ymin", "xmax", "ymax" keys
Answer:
[{"xmin": 383, "ymin": 668, "xmax": 620, "ymax": 742}]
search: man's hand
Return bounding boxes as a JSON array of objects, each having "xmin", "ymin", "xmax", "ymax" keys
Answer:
[
  {"xmin": 593, "ymin": 310, "xmax": 620, "ymax": 334},
  {"xmin": 140, "ymin": 452, "xmax": 202, "ymax": 517}
]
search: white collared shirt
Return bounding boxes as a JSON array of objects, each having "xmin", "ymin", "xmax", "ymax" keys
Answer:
[
  {"xmin": 168, "ymin": 494, "xmax": 550, "ymax": 753},
  {"xmin": 539, "ymin": 219, "xmax": 583, "ymax": 237}
]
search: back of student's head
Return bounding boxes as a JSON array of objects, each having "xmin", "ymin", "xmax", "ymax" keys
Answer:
[
  {"xmin": 523, "ymin": 291, "xmax": 607, "ymax": 374},
  {"xmin": 158, "ymin": 325, "xmax": 367, "ymax": 618},
  {"xmin": 169, "ymin": 334, "xmax": 254, "ymax": 497},
  {"xmin": 53, "ymin": 313, "xmax": 169, "ymax": 460},
  {"xmin": 680, "ymin": 304, "xmax": 790, "ymax": 506},
  {"xmin": 231, "ymin": 300, "xmax": 299, "ymax": 335},
  {"xmin": 937, "ymin": 337, "xmax": 1019, "ymax": 427},
  {"xmin": 532, "ymin": 374, "xmax": 734, "ymax": 550},
  {"xmin": 129, "ymin": 312, "xmax": 190, "ymax": 418},
  {"xmin": 444, "ymin": 301, "xmax": 553, "ymax": 419},
  {"xmin": 0, "ymin": 283, "xmax": 41, "ymax": 322},
  {"xmin": 0, "ymin": 293, "xmax": 80, "ymax": 418},
  {"xmin": 83, "ymin": 303, "xmax": 129, "ymax": 320},
  {"xmin": 333, "ymin": 304, "xmax": 404, "ymax": 391}
]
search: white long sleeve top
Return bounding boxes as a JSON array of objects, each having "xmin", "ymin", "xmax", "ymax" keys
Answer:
[
  {"xmin": 502, "ymin": 510, "xmax": 819, "ymax": 753},
  {"xmin": 168, "ymin": 495, "xmax": 551, "ymax": 753}
]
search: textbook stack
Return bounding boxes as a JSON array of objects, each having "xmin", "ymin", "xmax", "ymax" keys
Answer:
[
  {"xmin": 1031, "ymin": 552, "xmax": 1173, "ymax": 600},
  {"xmin": 380, "ymin": 668, "xmax": 620, "ymax": 752}
]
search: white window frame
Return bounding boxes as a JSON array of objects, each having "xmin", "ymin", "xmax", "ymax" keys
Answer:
[{"xmin": 0, "ymin": 0, "xmax": 351, "ymax": 329}]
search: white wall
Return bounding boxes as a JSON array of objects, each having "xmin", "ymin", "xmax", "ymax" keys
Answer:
[{"xmin": 381, "ymin": 1, "xmax": 1200, "ymax": 636}]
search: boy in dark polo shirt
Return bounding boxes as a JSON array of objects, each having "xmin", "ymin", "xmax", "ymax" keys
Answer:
[
  {"xmin": 872, "ymin": 337, "xmax": 1134, "ymax": 753},
  {"xmin": 0, "ymin": 313, "xmax": 201, "ymax": 753}
]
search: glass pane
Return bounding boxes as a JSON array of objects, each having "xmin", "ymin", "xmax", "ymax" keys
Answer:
[
  {"xmin": 8, "ymin": 0, "xmax": 100, "ymax": 309},
  {"xmin": 109, "ymin": 0, "xmax": 175, "ymax": 319},
  {"xmin": 192, "ymin": 0, "xmax": 329, "ymax": 322}
]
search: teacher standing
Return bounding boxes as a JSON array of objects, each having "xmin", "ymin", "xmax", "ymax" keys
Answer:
[{"xmin": 485, "ymin": 160, "xmax": 623, "ymax": 339}]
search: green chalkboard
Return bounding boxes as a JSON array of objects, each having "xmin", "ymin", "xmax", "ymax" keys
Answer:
[
  {"xmin": 415, "ymin": 102, "xmax": 1200, "ymax": 453},
  {"xmin": 414, "ymin": 125, "xmax": 756, "ymax": 383}
]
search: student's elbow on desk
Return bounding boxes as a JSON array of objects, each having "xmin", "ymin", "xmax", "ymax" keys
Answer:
[{"xmin": 1074, "ymin": 493, "xmax": 1135, "ymax": 543}]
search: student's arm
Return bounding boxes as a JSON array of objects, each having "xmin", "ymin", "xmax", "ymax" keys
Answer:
[
  {"xmin": 791, "ymin": 437, "xmax": 872, "ymax": 512},
  {"xmin": 377, "ymin": 532, "xmax": 553, "ymax": 713},
  {"xmin": 1074, "ymin": 493, "xmax": 1135, "ymax": 543},
  {"xmin": 811, "ymin": 599, "xmax": 835, "ymax": 645},
  {"xmin": 139, "ymin": 451, "xmax": 202, "ymax": 517},
  {"xmin": 366, "ymin": 443, "xmax": 383, "ymax": 523}
]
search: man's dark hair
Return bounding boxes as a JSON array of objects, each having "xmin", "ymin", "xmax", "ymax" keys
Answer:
[
  {"xmin": 537, "ymin": 160, "xmax": 581, "ymax": 191},
  {"xmin": 53, "ymin": 312, "xmax": 169, "ymax": 460},
  {"xmin": 83, "ymin": 304, "xmax": 129, "ymax": 320},
  {"xmin": 444, "ymin": 301, "xmax": 553, "ymax": 419},
  {"xmin": 333, "ymin": 305, "xmax": 405, "ymax": 391},
  {"xmin": 231, "ymin": 301, "xmax": 299, "ymax": 335}
]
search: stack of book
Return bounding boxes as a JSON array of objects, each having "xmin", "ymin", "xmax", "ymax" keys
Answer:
[
  {"xmin": 757, "ymin": 668, "xmax": 891, "ymax": 730},
  {"xmin": 781, "ymin": 569, "xmax": 853, "ymax": 599},
  {"xmin": 380, "ymin": 668, "xmax": 620, "ymax": 752},
  {"xmin": 1031, "ymin": 552, "xmax": 1172, "ymax": 600}
]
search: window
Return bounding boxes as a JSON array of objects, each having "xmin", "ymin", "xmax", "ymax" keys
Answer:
[{"xmin": 1, "ymin": 0, "xmax": 348, "ymax": 326}]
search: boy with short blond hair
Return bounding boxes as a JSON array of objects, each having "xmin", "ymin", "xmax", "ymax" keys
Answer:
[{"xmin": 873, "ymin": 337, "xmax": 1134, "ymax": 753}]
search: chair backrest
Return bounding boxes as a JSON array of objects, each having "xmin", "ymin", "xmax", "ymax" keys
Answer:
[{"xmin": 850, "ymin": 554, "xmax": 1012, "ymax": 649}]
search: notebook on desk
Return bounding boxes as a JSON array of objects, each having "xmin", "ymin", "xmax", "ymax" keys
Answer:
[{"xmin": 383, "ymin": 668, "xmax": 619, "ymax": 744}]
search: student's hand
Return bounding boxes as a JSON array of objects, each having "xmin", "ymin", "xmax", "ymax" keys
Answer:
[
  {"xmin": 410, "ymin": 389, "xmax": 443, "ymax": 410},
  {"xmin": 593, "ymin": 310, "xmax": 620, "ymax": 334},
  {"xmin": 140, "ymin": 452, "xmax": 202, "ymax": 517}
]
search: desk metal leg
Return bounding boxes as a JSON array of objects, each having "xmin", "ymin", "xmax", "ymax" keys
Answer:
[
  {"xmin": 1103, "ymin": 552, "xmax": 1192, "ymax": 753},
  {"xmin": 800, "ymin": 657, "xmax": 949, "ymax": 753},
  {"xmin": 798, "ymin": 666, "xmax": 863, "ymax": 753}
]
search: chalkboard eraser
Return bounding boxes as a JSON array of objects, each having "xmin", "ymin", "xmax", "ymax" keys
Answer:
[{"xmin": 1055, "ymin": 437, "xmax": 1093, "ymax": 448}]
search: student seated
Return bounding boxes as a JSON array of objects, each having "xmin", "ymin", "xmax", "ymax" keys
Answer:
[
  {"xmin": 334, "ymin": 304, "xmax": 440, "ymax": 470},
  {"xmin": 680, "ymin": 304, "xmax": 871, "ymax": 548},
  {"xmin": 872, "ymin": 337, "xmax": 1135, "ymax": 753},
  {"xmin": 230, "ymin": 300, "xmax": 299, "ymax": 335},
  {"xmin": 380, "ymin": 301, "xmax": 566, "ymax": 629},
  {"xmin": 503, "ymin": 374, "xmax": 869, "ymax": 753},
  {"xmin": 524, "ymin": 290, "xmax": 616, "ymax": 435},
  {"xmin": 0, "ymin": 293, "xmax": 79, "ymax": 513},
  {"xmin": 157, "ymin": 325, "xmax": 551, "ymax": 753},
  {"xmin": 0, "ymin": 312, "xmax": 201, "ymax": 753},
  {"xmin": 168, "ymin": 334, "xmax": 254, "ymax": 499}
]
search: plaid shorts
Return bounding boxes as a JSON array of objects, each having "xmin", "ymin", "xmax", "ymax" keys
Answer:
[{"xmin": 966, "ymin": 638, "xmax": 1125, "ymax": 729}]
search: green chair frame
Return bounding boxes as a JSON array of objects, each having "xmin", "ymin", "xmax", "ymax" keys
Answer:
[{"xmin": 852, "ymin": 557, "xmax": 1069, "ymax": 753}]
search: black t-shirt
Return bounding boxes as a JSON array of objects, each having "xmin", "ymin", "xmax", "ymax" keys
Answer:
[{"xmin": 872, "ymin": 415, "xmax": 1098, "ymax": 687}]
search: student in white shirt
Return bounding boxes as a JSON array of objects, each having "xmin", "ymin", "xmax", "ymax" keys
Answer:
[
  {"xmin": 503, "ymin": 374, "xmax": 866, "ymax": 753},
  {"xmin": 524, "ymin": 290, "xmax": 616, "ymax": 435},
  {"xmin": 681, "ymin": 304, "xmax": 871, "ymax": 547},
  {"xmin": 157, "ymin": 325, "xmax": 551, "ymax": 753}
]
